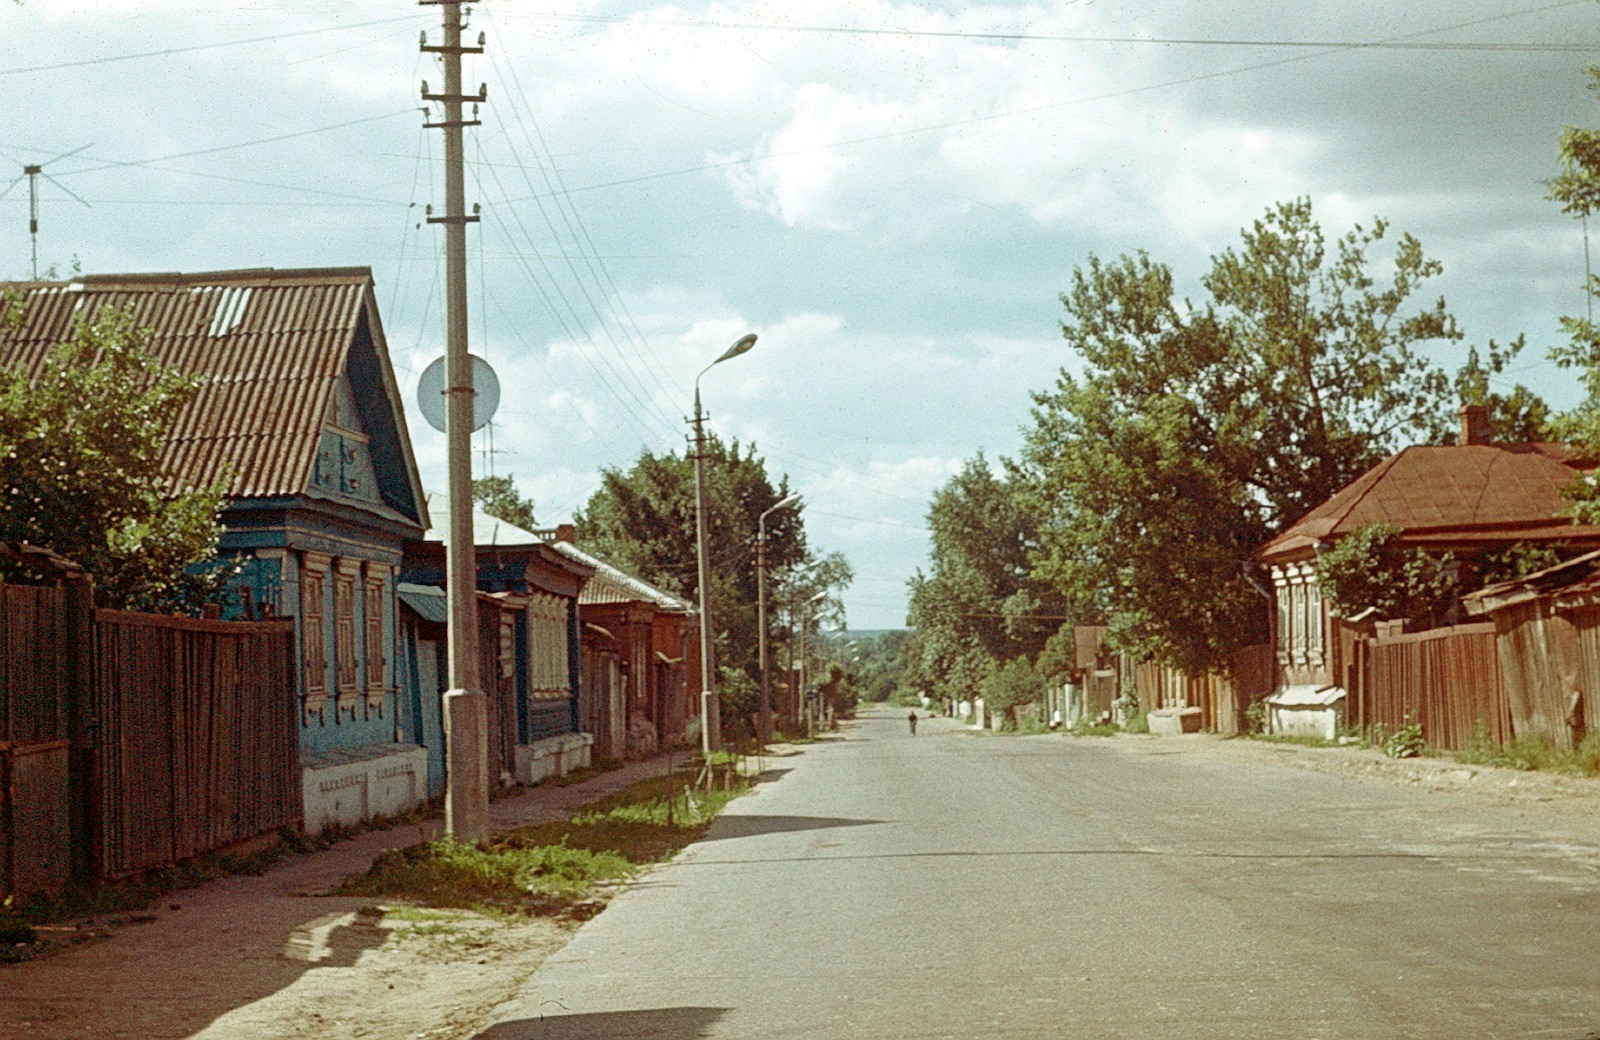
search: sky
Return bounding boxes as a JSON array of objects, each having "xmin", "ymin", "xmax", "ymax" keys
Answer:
[{"xmin": 4, "ymin": 0, "xmax": 1600, "ymax": 629}]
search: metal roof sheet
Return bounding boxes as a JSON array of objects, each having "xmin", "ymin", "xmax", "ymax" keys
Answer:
[
  {"xmin": 547, "ymin": 541, "xmax": 694, "ymax": 612},
  {"xmin": 0, "ymin": 268, "xmax": 420, "ymax": 512}
]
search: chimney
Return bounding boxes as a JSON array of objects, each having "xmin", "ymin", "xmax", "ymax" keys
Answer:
[
  {"xmin": 1458, "ymin": 403, "xmax": 1492, "ymax": 446},
  {"xmin": 555, "ymin": 523, "xmax": 578, "ymax": 544}
]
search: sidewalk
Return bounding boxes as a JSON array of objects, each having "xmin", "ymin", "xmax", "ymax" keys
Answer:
[{"xmin": 1, "ymin": 751, "xmax": 690, "ymax": 1040}]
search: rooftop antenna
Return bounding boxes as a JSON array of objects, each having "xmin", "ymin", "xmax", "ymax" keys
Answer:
[{"xmin": 0, "ymin": 144, "xmax": 94, "ymax": 279}]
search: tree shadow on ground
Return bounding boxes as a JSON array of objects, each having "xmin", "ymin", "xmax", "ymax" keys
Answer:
[
  {"xmin": 470, "ymin": 1005, "xmax": 728, "ymax": 1039},
  {"xmin": 699, "ymin": 815, "xmax": 887, "ymax": 842}
]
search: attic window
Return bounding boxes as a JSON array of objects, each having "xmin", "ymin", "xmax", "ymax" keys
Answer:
[{"xmin": 208, "ymin": 286, "xmax": 252, "ymax": 336}]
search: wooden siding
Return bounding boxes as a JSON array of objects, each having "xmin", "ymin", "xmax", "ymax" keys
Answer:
[{"xmin": 1358, "ymin": 623, "xmax": 1508, "ymax": 751}]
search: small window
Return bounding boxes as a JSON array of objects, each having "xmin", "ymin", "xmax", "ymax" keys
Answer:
[
  {"xmin": 1290, "ymin": 582, "xmax": 1306, "ymax": 658},
  {"xmin": 1306, "ymin": 580, "xmax": 1324, "ymax": 664}
]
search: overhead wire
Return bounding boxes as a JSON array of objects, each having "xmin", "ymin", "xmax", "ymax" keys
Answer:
[
  {"xmin": 0, "ymin": 15, "xmax": 424, "ymax": 77},
  {"xmin": 501, "ymin": 1, "xmax": 1592, "ymax": 205},
  {"xmin": 481, "ymin": 37, "xmax": 686, "ymax": 432}
]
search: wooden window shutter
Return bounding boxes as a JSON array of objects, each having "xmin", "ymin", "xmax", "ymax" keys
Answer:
[
  {"xmin": 334, "ymin": 560, "xmax": 360, "ymax": 704},
  {"xmin": 301, "ymin": 553, "xmax": 330, "ymax": 715},
  {"xmin": 365, "ymin": 567, "xmax": 387, "ymax": 707}
]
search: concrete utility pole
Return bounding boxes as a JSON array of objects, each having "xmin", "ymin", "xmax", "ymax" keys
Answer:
[{"xmin": 422, "ymin": 0, "xmax": 488, "ymax": 843}]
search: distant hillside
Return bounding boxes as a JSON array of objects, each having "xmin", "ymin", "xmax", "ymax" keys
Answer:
[{"xmin": 834, "ymin": 628, "xmax": 908, "ymax": 640}]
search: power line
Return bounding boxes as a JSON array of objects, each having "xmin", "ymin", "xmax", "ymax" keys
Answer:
[
  {"xmin": 533, "ymin": 8, "xmax": 1596, "ymax": 53},
  {"xmin": 0, "ymin": 15, "xmax": 423, "ymax": 77},
  {"xmin": 501, "ymin": 1, "xmax": 1590, "ymax": 205}
]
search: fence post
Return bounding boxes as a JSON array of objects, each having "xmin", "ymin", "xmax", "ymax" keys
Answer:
[{"xmin": 62, "ymin": 572, "xmax": 97, "ymax": 883}]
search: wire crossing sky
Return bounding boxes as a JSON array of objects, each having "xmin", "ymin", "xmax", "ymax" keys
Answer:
[{"xmin": 3, "ymin": 0, "xmax": 1598, "ymax": 627}]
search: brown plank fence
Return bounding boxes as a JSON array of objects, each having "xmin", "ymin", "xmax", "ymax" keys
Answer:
[
  {"xmin": 92, "ymin": 609, "xmax": 300, "ymax": 878},
  {"xmin": 1352, "ymin": 623, "xmax": 1508, "ymax": 752},
  {"xmin": 0, "ymin": 581, "xmax": 76, "ymax": 899}
]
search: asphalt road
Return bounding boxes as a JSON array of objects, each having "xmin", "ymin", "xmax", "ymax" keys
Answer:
[{"xmin": 474, "ymin": 708, "xmax": 1600, "ymax": 1040}]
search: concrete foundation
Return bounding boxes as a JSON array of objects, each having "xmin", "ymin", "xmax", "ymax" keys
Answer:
[
  {"xmin": 514, "ymin": 732, "xmax": 593, "ymax": 785},
  {"xmin": 1147, "ymin": 706, "xmax": 1203, "ymax": 735},
  {"xmin": 300, "ymin": 743, "xmax": 428, "ymax": 836}
]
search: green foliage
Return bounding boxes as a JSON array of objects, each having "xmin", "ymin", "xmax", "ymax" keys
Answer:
[
  {"xmin": 341, "ymin": 770, "xmax": 747, "ymax": 914},
  {"xmin": 1452, "ymin": 337, "xmax": 1552, "ymax": 443},
  {"xmin": 1069, "ymin": 718, "xmax": 1119, "ymax": 737},
  {"xmin": 1018, "ymin": 198, "xmax": 1461, "ymax": 673},
  {"xmin": 1381, "ymin": 718, "xmax": 1428, "ymax": 759},
  {"xmin": 716, "ymin": 664, "xmax": 759, "ymax": 740},
  {"xmin": 907, "ymin": 455, "xmax": 1068, "ymax": 707},
  {"xmin": 979, "ymin": 655, "xmax": 1044, "ymax": 730},
  {"xmin": 575, "ymin": 434, "xmax": 833, "ymax": 680},
  {"xmin": 1547, "ymin": 65, "xmax": 1600, "ymax": 519},
  {"xmin": 1121, "ymin": 710, "xmax": 1149, "ymax": 735},
  {"xmin": 1456, "ymin": 721, "xmax": 1600, "ymax": 776},
  {"xmin": 1244, "ymin": 699, "xmax": 1268, "ymax": 735},
  {"xmin": 1477, "ymin": 542, "xmax": 1561, "ymax": 586},
  {"xmin": 471, "ymin": 474, "xmax": 537, "ymax": 530},
  {"xmin": 0, "ymin": 305, "xmax": 229, "ymax": 612},
  {"xmin": 1312, "ymin": 523, "xmax": 1457, "ymax": 623}
]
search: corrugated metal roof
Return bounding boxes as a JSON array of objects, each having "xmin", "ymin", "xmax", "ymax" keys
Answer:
[
  {"xmin": 424, "ymin": 494, "xmax": 544, "ymax": 547},
  {"xmin": 1259, "ymin": 443, "xmax": 1600, "ymax": 563},
  {"xmin": 398, "ymin": 582, "xmax": 448, "ymax": 624},
  {"xmin": 548, "ymin": 541, "xmax": 694, "ymax": 612},
  {"xmin": 0, "ymin": 268, "xmax": 422, "ymax": 516}
]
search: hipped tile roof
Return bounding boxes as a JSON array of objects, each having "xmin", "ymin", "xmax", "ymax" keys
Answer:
[
  {"xmin": 0, "ymin": 267, "xmax": 423, "ymax": 519},
  {"xmin": 1258, "ymin": 442, "xmax": 1600, "ymax": 564}
]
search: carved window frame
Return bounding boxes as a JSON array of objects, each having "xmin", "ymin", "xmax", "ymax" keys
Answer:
[{"xmin": 300, "ymin": 552, "xmax": 331, "ymax": 717}]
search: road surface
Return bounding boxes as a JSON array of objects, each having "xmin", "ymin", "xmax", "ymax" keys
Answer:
[{"xmin": 474, "ymin": 707, "xmax": 1600, "ymax": 1039}]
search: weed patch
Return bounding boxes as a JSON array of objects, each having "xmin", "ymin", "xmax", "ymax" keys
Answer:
[
  {"xmin": 339, "ymin": 770, "xmax": 748, "ymax": 916},
  {"xmin": 1456, "ymin": 723, "xmax": 1600, "ymax": 777}
]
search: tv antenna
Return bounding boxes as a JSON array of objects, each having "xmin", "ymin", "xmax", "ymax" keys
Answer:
[{"xmin": 0, "ymin": 144, "xmax": 93, "ymax": 279}]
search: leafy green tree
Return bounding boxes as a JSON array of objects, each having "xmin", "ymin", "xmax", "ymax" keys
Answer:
[
  {"xmin": 907, "ymin": 454, "xmax": 1066, "ymax": 707},
  {"xmin": 1017, "ymin": 198, "xmax": 1462, "ymax": 672},
  {"xmin": 575, "ymin": 434, "xmax": 817, "ymax": 680},
  {"xmin": 0, "ymin": 305, "xmax": 228, "ymax": 612},
  {"xmin": 1452, "ymin": 337, "xmax": 1552, "ymax": 443},
  {"xmin": 979, "ymin": 655, "xmax": 1044, "ymax": 730},
  {"xmin": 1547, "ymin": 63, "xmax": 1600, "ymax": 520},
  {"xmin": 471, "ymin": 474, "xmax": 537, "ymax": 530},
  {"xmin": 1312, "ymin": 523, "xmax": 1457, "ymax": 624}
]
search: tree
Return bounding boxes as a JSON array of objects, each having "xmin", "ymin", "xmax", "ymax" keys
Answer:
[
  {"xmin": 1311, "ymin": 524, "xmax": 1457, "ymax": 624},
  {"xmin": 0, "ymin": 305, "xmax": 228, "ymax": 612},
  {"xmin": 906, "ymin": 455, "xmax": 1067, "ymax": 707},
  {"xmin": 1547, "ymin": 63, "xmax": 1600, "ymax": 520},
  {"xmin": 1453, "ymin": 337, "xmax": 1552, "ymax": 443},
  {"xmin": 575, "ymin": 434, "xmax": 819, "ymax": 680},
  {"xmin": 471, "ymin": 474, "xmax": 537, "ymax": 530},
  {"xmin": 1017, "ymin": 198, "xmax": 1462, "ymax": 672},
  {"xmin": 979, "ymin": 655, "xmax": 1044, "ymax": 730}
]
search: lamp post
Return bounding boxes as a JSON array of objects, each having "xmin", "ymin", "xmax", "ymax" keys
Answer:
[
  {"xmin": 757, "ymin": 493, "xmax": 801, "ymax": 745},
  {"xmin": 798, "ymin": 589, "xmax": 827, "ymax": 737},
  {"xmin": 693, "ymin": 333, "xmax": 757, "ymax": 771}
]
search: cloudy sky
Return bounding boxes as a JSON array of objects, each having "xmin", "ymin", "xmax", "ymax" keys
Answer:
[{"xmin": 4, "ymin": 0, "xmax": 1599, "ymax": 628}]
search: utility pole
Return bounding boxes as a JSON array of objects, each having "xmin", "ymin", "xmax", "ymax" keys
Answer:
[{"xmin": 421, "ymin": 0, "xmax": 488, "ymax": 843}]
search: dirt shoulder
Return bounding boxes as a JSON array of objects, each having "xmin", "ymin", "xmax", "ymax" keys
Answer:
[
  {"xmin": 1093, "ymin": 731, "xmax": 1600, "ymax": 820},
  {"xmin": 0, "ymin": 754, "xmax": 687, "ymax": 1040}
]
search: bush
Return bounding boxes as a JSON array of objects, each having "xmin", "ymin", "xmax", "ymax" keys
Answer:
[
  {"xmin": 1244, "ymin": 699, "xmax": 1267, "ymax": 735},
  {"xmin": 1381, "ymin": 719, "xmax": 1427, "ymax": 759},
  {"xmin": 1122, "ymin": 710, "xmax": 1149, "ymax": 734}
]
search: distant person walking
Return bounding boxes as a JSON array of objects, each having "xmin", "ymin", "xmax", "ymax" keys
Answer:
[{"xmin": 907, "ymin": 711, "xmax": 918, "ymax": 736}]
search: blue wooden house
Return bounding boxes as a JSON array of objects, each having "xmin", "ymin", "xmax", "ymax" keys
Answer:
[
  {"xmin": 0, "ymin": 268, "xmax": 433, "ymax": 834},
  {"xmin": 400, "ymin": 498, "xmax": 594, "ymax": 795}
]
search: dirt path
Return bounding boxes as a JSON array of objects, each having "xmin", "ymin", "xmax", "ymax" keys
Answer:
[{"xmin": 0, "ymin": 754, "xmax": 685, "ymax": 1040}]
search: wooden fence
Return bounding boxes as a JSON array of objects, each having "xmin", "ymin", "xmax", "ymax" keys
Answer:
[
  {"xmin": 0, "ymin": 581, "xmax": 78, "ymax": 899},
  {"xmin": 92, "ymin": 609, "xmax": 300, "ymax": 878},
  {"xmin": 1, "ymin": 570, "xmax": 300, "ymax": 894},
  {"xmin": 1351, "ymin": 623, "xmax": 1508, "ymax": 752},
  {"xmin": 1129, "ymin": 644, "xmax": 1273, "ymax": 736}
]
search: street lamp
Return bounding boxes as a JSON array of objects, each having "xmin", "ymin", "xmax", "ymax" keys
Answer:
[
  {"xmin": 757, "ymin": 492, "xmax": 802, "ymax": 744},
  {"xmin": 798, "ymin": 589, "xmax": 827, "ymax": 737},
  {"xmin": 693, "ymin": 332, "xmax": 757, "ymax": 770}
]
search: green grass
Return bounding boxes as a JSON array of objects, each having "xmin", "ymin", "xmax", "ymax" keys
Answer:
[
  {"xmin": 338, "ymin": 770, "xmax": 748, "ymax": 916},
  {"xmin": 1455, "ymin": 727, "xmax": 1600, "ymax": 777},
  {"xmin": 1068, "ymin": 720, "xmax": 1120, "ymax": 737}
]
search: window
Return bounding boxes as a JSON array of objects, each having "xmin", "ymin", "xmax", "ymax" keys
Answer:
[
  {"xmin": 528, "ymin": 594, "xmax": 570, "ymax": 699},
  {"xmin": 1306, "ymin": 580, "xmax": 1324, "ymax": 665},
  {"xmin": 364, "ymin": 565, "xmax": 387, "ymax": 707},
  {"xmin": 1275, "ymin": 567, "xmax": 1326, "ymax": 670},
  {"xmin": 334, "ymin": 560, "xmax": 360, "ymax": 706},
  {"xmin": 1290, "ymin": 581, "xmax": 1306, "ymax": 662},
  {"xmin": 300, "ymin": 553, "xmax": 330, "ymax": 715}
]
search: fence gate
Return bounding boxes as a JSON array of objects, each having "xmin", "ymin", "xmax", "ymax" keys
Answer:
[{"xmin": 0, "ymin": 582, "xmax": 73, "ymax": 900}]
